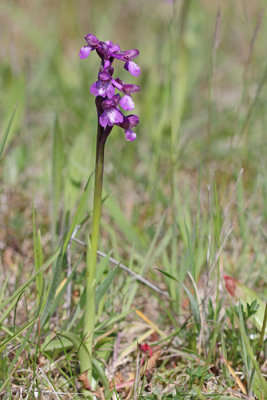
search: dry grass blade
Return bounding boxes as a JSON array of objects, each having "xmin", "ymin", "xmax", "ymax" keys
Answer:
[
  {"xmin": 134, "ymin": 309, "xmax": 166, "ymax": 338},
  {"xmin": 221, "ymin": 355, "xmax": 247, "ymax": 395}
]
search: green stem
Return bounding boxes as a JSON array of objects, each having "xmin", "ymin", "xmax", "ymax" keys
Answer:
[
  {"xmin": 80, "ymin": 123, "xmax": 106, "ymax": 383},
  {"xmin": 91, "ymin": 125, "xmax": 106, "ymax": 273},
  {"xmin": 248, "ymin": 301, "xmax": 267, "ymax": 396}
]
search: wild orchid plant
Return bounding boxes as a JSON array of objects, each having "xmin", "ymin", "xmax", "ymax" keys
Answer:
[{"xmin": 78, "ymin": 34, "xmax": 140, "ymax": 383}]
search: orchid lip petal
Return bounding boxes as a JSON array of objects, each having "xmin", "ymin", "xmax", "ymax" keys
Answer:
[
  {"xmin": 125, "ymin": 129, "xmax": 137, "ymax": 141},
  {"xmin": 79, "ymin": 46, "xmax": 91, "ymax": 59},
  {"xmin": 99, "ymin": 110, "xmax": 109, "ymax": 127},
  {"xmin": 119, "ymin": 95, "xmax": 135, "ymax": 111},
  {"xmin": 124, "ymin": 61, "xmax": 140, "ymax": 77},
  {"xmin": 118, "ymin": 114, "xmax": 139, "ymax": 130},
  {"xmin": 109, "ymin": 108, "xmax": 124, "ymax": 124},
  {"xmin": 99, "ymin": 107, "xmax": 123, "ymax": 127},
  {"xmin": 126, "ymin": 114, "xmax": 139, "ymax": 127}
]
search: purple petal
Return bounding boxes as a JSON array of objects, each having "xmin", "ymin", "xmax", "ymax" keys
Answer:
[
  {"xmin": 103, "ymin": 95, "xmax": 121, "ymax": 108},
  {"xmin": 110, "ymin": 44, "xmax": 120, "ymax": 53},
  {"xmin": 113, "ymin": 94, "xmax": 121, "ymax": 105},
  {"xmin": 113, "ymin": 49, "xmax": 139, "ymax": 61},
  {"xmin": 111, "ymin": 78, "xmax": 124, "ymax": 91},
  {"xmin": 119, "ymin": 114, "xmax": 139, "ymax": 129},
  {"xmin": 98, "ymin": 70, "xmax": 111, "ymax": 81},
  {"xmin": 90, "ymin": 81, "xmax": 115, "ymax": 98},
  {"xmin": 90, "ymin": 81, "xmax": 98, "ymax": 96},
  {"xmin": 99, "ymin": 108, "xmax": 123, "ymax": 127},
  {"xmin": 123, "ymin": 84, "xmax": 141, "ymax": 94},
  {"xmin": 106, "ymin": 82, "xmax": 115, "ymax": 99},
  {"xmin": 103, "ymin": 59, "xmax": 111, "ymax": 69},
  {"xmin": 115, "ymin": 78, "xmax": 125, "ymax": 86},
  {"xmin": 98, "ymin": 41, "xmax": 115, "ymax": 59},
  {"xmin": 125, "ymin": 129, "xmax": 137, "ymax": 142},
  {"xmin": 119, "ymin": 95, "xmax": 135, "ymax": 111},
  {"xmin": 99, "ymin": 110, "xmax": 110, "ymax": 127},
  {"xmin": 124, "ymin": 61, "xmax": 140, "ymax": 77},
  {"xmin": 111, "ymin": 50, "xmax": 126, "ymax": 61},
  {"xmin": 124, "ymin": 49, "xmax": 139, "ymax": 60},
  {"xmin": 106, "ymin": 41, "xmax": 121, "ymax": 53},
  {"xmin": 102, "ymin": 98, "xmax": 116, "ymax": 109},
  {"xmin": 109, "ymin": 108, "xmax": 124, "ymax": 125},
  {"xmin": 126, "ymin": 114, "xmax": 139, "ymax": 128},
  {"xmin": 85, "ymin": 34, "xmax": 99, "ymax": 47},
  {"xmin": 79, "ymin": 46, "xmax": 91, "ymax": 59}
]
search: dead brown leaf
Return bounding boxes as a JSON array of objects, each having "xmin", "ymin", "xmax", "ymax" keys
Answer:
[
  {"xmin": 78, "ymin": 372, "xmax": 93, "ymax": 391},
  {"xmin": 146, "ymin": 349, "xmax": 161, "ymax": 372}
]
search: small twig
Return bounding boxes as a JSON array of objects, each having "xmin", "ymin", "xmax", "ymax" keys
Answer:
[
  {"xmin": 24, "ymin": 380, "xmax": 34, "ymax": 400},
  {"xmin": 3, "ymin": 343, "xmax": 22, "ymax": 357},
  {"xmin": 38, "ymin": 367, "xmax": 61, "ymax": 400},
  {"xmin": 72, "ymin": 237, "xmax": 169, "ymax": 298},
  {"xmin": 15, "ymin": 386, "xmax": 93, "ymax": 397}
]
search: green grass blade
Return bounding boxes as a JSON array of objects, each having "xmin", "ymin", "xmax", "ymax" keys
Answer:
[
  {"xmin": 0, "ymin": 105, "xmax": 17, "ymax": 158},
  {"xmin": 40, "ymin": 250, "xmax": 64, "ymax": 327},
  {"xmin": 95, "ymin": 251, "xmax": 111, "ymax": 284},
  {"xmin": 92, "ymin": 358, "xmax": 110, "ymax": 392},
  {"xmin": 0, "ymin": 249, "xmax": 60, "ymax": 313},
  {"xmin": 33, "ymin": 208, "xmax": 44, "ymax": 302},
  {"xmin": 0, "ymin": 318, "xmax": 37, "ymax": 353},
  {"xmin": 157, "ymin": 268, "xmax": 201, "ymax": 329},
  {"xmin": 47, "ymin": 255, "xmax": 82, "ymax": 321},
  {"xmin": 62, "ymin": 174, "xmax": 93, "ymax": 254},
  {"xmin": 0, "ymin": 277, "xmax": 9, "ymax": 305},
  {"xmin": 234, "ymin": 307, "xmax": 267, "ymax": 397},
  {"xmin": 0, "ymin": 293, "xmax": 25, "ymax": 325},
  {"xmin": 95, "ymin": 266, "xmax": 119, "ymax": 309},
  {"xmin": 125, "ymin": 212, "xmax": 167, "ymax": 309},
  {"xmin": 51, "ymin": 116, "xmax": 65, "ymax": 240},
  {"xmin": 184, "ymin": 219, "xmax": 196, "ymax": 280},
  {"xmin": 105, "ymin": 196, "xmax": 145, "ymax": 249}
]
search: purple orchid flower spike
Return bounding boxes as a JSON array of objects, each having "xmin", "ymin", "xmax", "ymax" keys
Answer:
[
  {"xmin": 78, "ymin": 35, "xmax": 140, "ymax": 383},
  {"xmin": 79, "ymin": 33, "xmax": 140, "ymax": 142}
]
